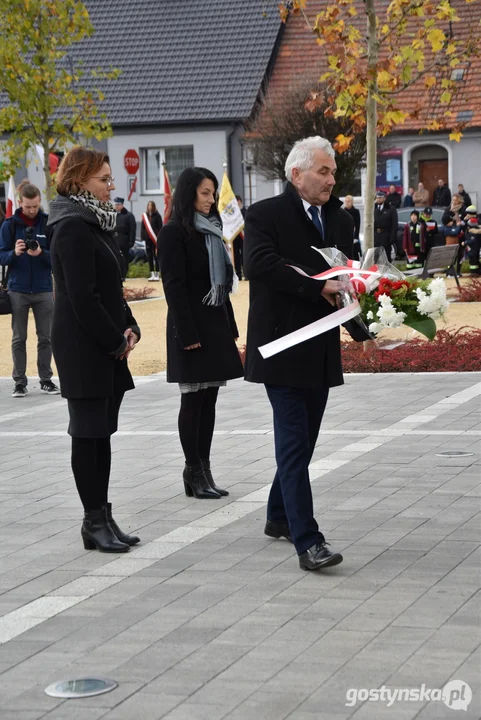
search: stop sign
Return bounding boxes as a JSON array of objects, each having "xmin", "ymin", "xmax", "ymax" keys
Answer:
[{"xmin": 124, "ymin": 149, "xmax": 139, "ymax": 175}]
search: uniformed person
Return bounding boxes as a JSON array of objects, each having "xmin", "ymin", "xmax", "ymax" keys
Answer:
[{"xmin": 374, "ymin": 190, "xmax": 398, "ymax": 260}]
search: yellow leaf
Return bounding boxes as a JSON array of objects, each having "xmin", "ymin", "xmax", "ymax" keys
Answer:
[
  {"xmin": 449, "ymin": 131, "xmax": 462, "ymax": 142},
  {"xmin": 334, "ymin": 133, "xmax": 354, "ymax": 152},
  {"xmin": 424, "ymin": 75, "xmax": 436, "ymax": 88},
  {"xmin": 427, "ymin": 28, "xmax": 445, "ymax": 52},
  {"xmin": 440, "ymin": 90, "xmax": 452, "ymax": 104}
]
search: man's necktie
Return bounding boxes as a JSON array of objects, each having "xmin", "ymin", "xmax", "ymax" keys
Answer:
[{"xmin": 308, "ymin": 205, "xmax": 324, "ymax": 239}]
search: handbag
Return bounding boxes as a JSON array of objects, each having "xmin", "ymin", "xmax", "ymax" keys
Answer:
[{"xmin": 0, "ymin": 267, "xmax": 11, "ymax": 315}]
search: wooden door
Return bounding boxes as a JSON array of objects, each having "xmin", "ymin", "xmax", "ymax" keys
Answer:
[{"xmin": 419, "ymin": 160, "xmax": 449, "ymax": 206}]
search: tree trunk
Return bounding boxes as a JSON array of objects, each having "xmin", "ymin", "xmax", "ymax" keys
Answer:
[
  {"xmin": 42, "ymin": 136, "xmax": 52, "ymax": 211},
  {"xmin": 363, "ymin": 0, "xmax": 378, "ymax": 251}
]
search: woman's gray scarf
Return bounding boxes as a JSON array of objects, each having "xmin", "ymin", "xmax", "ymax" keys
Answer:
[
  {"xmin": 68, "ymin": 189, "xmax": 117, "ymax": 231},
  {"xmin": 194, "ymin": 212, "xmax": 237, "ymax": 306}
]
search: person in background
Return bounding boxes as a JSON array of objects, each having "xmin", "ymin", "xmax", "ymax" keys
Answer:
[
  {"xmin": 141, "ymin": 200, "xmax": 162, "ymax": 281},
  {"xmin": 233, "ymin": 194, "xmax": 246, "ymax": 280},
  {"xmin": 420, "ymin": 207, "xmax": 440, "ymax": 257},
  {"xmin": 385, "ymin": 184, "xmax": 402, "ymax": 209},
  {"xmin": 48, "ymin": 146, "xmax": 141, "ymax": 553},
  {"xmin": 113, "ymin": 196, "xmax": 136, "ymax": 279},
  {"xmin": 403, "ymin": 210, "xmax": 425, "ymax": 268},
  {"xmin": 0, "ymin": 202, "xmax": 5, "ymax": 228},
  {"xmin": 449, "ymin": 192, "xmax": 466, "ymax": 218},
  {"xmin": 403, "ymin": 187, "xmax": 415, "ymax": 208},
  {"xmin": 464, "ymin": 205, "xmax": 481, "ymax": 275},
  {"xmin": 343, "ymin": 195, "xmax": 361, "ymax": 260},
  {"xmin": 413, "ymin": 182, "xmax": 429, "ymax": 208},
  {"xmin": 432, "ymin": 178, "xmax": 451, "ymax": 208},
  {"xmin": 457, "ymin": 183, "xmax": 472, "ymax": 208},
  {"xmin": 0, "ymin": 180, "xmax": 59, "ymax": 397},
  {"xmin": 158, "ymin": 167, "xmax": 243, "ymax": 500},
  {"xmin": 441, "ymin": 210, "xmax": 465, "ymax": 276},
  {"xmin": 374, "ymin": 190, "xmax": 398, "ymax": 260}
]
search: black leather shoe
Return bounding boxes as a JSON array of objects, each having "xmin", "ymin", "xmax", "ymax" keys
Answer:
[
  {"xmin": 183, "ymin": 463, "xmax": 221, "ymax": 499},
  {"xmin": 201, "ymin": 459, "xmax": 229, "ymax": 496},
  {"xmin": 105, "ymin": 502, "xmax": 140, "ymax": 546},
  {"xmin": 299, "ymin": 542, "xmax": 343, "ymax": 571},
  {"xmin": 264, "ymin": 520, "xmax": 292, "ymax": 543},
  {"xmin": 81, "ymin": 507, "xmax": 130, "ymax": 553}
]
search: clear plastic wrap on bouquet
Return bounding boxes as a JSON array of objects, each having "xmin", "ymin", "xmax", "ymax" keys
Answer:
[{"xmin": 315, "ymin": 246, "xmax": 405, "ymax": 294}]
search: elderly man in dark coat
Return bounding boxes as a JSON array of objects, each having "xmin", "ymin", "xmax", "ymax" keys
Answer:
[{"xmin": 244, "ymin": 135, "xmax": 354, "ymax": 572}]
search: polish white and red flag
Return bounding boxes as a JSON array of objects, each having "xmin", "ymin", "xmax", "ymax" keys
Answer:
[{"xmin": 6, "ymin": 177, "xmax": 17, "ymax": 217}]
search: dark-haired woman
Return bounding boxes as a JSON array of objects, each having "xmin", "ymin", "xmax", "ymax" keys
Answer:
[
  {"xmin": 158, "ymin": 167, "xmax": 243, "ymax": 499},
  {"xmin": 48, "ymin": 146, "xmax": 141, "ymax": 552},
  {"xmin": 141, "ymin": 201, "xmax": 162, "ymax": 281}
]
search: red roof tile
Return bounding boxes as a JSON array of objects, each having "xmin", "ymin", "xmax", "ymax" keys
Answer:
[{"xmin": 265, "ymin": 0, "xmax": 481, "ymax": 132}]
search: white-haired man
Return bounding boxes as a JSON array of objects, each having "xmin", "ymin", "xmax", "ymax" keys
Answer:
[{"xmin": 244, "ymin": 136, "xmax": 354, "ymax": 572}]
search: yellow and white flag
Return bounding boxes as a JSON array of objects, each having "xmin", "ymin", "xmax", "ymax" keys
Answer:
[{"xmin": 218, "ymin": 171, "xmax": 244, "ymax": 243}]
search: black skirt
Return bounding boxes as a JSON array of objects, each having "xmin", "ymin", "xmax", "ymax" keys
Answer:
[{"xmin": 67, "ymin": 394, "xmax": 124, "ymax": 438}]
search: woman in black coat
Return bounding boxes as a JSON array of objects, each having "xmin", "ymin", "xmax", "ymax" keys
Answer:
[
  {"xmin": 141, "ymin": 200, "xmax": 163, "ymax": 281},
  {"xmin": 48, "ymin": 146, "xmax": 141, "ymax": 553},
  {"xmin": 343, "ymin": 195, "xmax": 361, "ymax": 260},
  {"xmin": 158, "ymin": 167, "xmax": 243, "ymax": 499}
]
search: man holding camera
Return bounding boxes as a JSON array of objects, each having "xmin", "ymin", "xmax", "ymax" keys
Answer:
[{"xmin": 0, "ymin": 181, "xmax": 59, "ymax": 397}]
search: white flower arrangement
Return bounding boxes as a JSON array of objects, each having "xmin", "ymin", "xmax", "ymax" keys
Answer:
[
  {"xmin": 368, "ymin": 294, "xmax": 407, "ymax": 334},
  {"xmin": 415, "ymin": 277, "xmax": 449, "ymax": 321}
]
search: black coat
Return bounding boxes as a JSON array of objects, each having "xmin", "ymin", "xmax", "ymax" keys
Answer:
[
  {"xmin": 243, "ymin": 183, "xmax": 354, "ymax": 389},
  {"xmin": 47, "ymin": 199, "xmax": 140, "ymax": 399},
  {"xmin": 157, "ymin": 218, "xmax": 244, "ymax": 384},
  {"xmin": 344, "ymin": 206, "xmax": 360, "ymax": 239},
  {"xmin": 374, "ymin": 203, "xmax": 398, "ymax": 248},
  {"xmin": 433, "ymin": 186, "xmax": 452, "ymax": 207},
  {"xmin": 141, "ymin": 210, "xmax": 163, "ymax": 244},
  {"xmin": 113, "ymin": 208, "xmax": 136, "ymax": 273}
]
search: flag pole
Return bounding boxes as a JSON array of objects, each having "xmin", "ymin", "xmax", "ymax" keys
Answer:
[{"xmin": 222, "ymin": 162, "xmax": 235, "ymax": 267}]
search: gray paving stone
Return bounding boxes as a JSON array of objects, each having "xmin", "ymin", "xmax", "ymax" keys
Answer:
[{"xmin": 0, "ymin": 374, "xmax": 480, "ymax": 719}]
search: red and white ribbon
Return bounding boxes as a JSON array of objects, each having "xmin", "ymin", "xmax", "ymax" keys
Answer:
[
  {"xmin": 287, "ymin": 261, "xmax": 382, "ymax": 294},
  {"xmin": 259, "ymin": 299, "xmax": 362, "ymax": 359},
  {"xmin": 142, "ymin": 213, "xmax": 158, "ymax": 246},
  {"xmin": 258, "ymin": 260, "xmax": 383, "ymax": 359}
]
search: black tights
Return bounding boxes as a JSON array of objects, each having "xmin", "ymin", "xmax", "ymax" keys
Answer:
[
  {"xmin": 178, "ymin": 387, "xmax": 219, "ymax": 466},
  {"xmin": 71, "ymin": 437, "xmax": 111, "ymax": 512}
]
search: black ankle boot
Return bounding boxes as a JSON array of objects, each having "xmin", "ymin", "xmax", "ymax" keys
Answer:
[
  {"xmin": 105, "ymin": 503, "xmax": 140, "ymax": 546},
  {"xmin": 81, "ymin": 507, "xmax": 130, "ymax": 553},
  {"xmin": 201, "ymin": 459, "xmax": 229, "ymax": 496},
  {"xmin": 183, "ymin": 463, "xmax": 220, "ymax": 499}
]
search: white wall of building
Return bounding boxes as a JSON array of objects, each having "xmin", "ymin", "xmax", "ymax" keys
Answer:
[
  {"xmin": 107, "ymin": 127, "xmax": 228, "ymax": 219},
  {"xmin": 393, "ymin": 132, "xmax": 481, "ymax": 208}
]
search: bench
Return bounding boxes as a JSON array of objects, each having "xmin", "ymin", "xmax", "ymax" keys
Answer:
[{"xmin": 404, "ymin": 245, "xmax": 460, "ymax": 288}]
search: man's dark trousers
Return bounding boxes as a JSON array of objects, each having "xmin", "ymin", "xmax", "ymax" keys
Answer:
[{"xmin": 265, "ymin": 384, "xmax": 329, "ymax": 555}]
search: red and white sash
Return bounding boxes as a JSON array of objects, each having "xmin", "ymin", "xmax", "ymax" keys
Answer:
[{"xmin": 142, "ymin": 213, "xmax": 157, "ymax": 246}]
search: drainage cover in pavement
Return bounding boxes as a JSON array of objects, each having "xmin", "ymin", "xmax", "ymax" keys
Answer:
[
  {"xmin": 435, "ymin": 451, "xmax": 474, "ymax": 458},
  {"xmin": 45, "ymin": 677, "xmax": 118, "ymax": 698}
]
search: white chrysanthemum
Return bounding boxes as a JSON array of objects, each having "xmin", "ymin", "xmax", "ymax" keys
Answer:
[
  {"xmin": 416, "ymin": 279, "xmax": 449, "ymax": 320},
  {"xmin": 366, "ymin": 310, "xmax": 374, "ymax": 320},
  {"xmin": 368, "ymin": 322, "xmax": 382, "ymax": 334}
]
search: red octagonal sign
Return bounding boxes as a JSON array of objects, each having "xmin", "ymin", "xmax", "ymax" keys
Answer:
[{"xmin": 124, "ymin": 149, "xmax": 139, "ymax": 175}]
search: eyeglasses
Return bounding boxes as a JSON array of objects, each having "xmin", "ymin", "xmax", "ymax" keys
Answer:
[{"xmin": 91, "ymin": 176, "xmax": 115, "ymax": 187}]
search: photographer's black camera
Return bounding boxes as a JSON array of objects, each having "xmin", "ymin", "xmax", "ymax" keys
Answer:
[{"xmin": 24, "ymin": 227, "xmax": 39, "ymax": 251}]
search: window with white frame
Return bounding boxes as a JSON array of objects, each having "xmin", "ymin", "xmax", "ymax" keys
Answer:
[{"xmin": 141, "ymin": 146, "xmax": 194, "ymax": 193}]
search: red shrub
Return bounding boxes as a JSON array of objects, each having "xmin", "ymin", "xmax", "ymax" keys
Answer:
[
  {"xmin": 456, "ymin": 279, "xmax": 481, "ymax": 303},
  {"xmin": 342, "ymin": 328, "xmax": 481, "ymax": 372},
  {"xmin": 123, "ymin": 286, "xmax": 155, "ymax": 302}
]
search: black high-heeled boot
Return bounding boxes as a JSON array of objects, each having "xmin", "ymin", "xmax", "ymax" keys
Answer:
[
  {"xmin": 201, "ymin": 459, "xmax": 229, "ymax": 497},
  {"xmin": 81, "ymin": 507, "xmax": 130, "ymax": 553},
  {"xmin": 183, "ymin": 462, "xmax": 220, "ymax": 499},
  {"xmin": 105, "ymin": 503, "xmax": 140, "ymax": 546}
]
